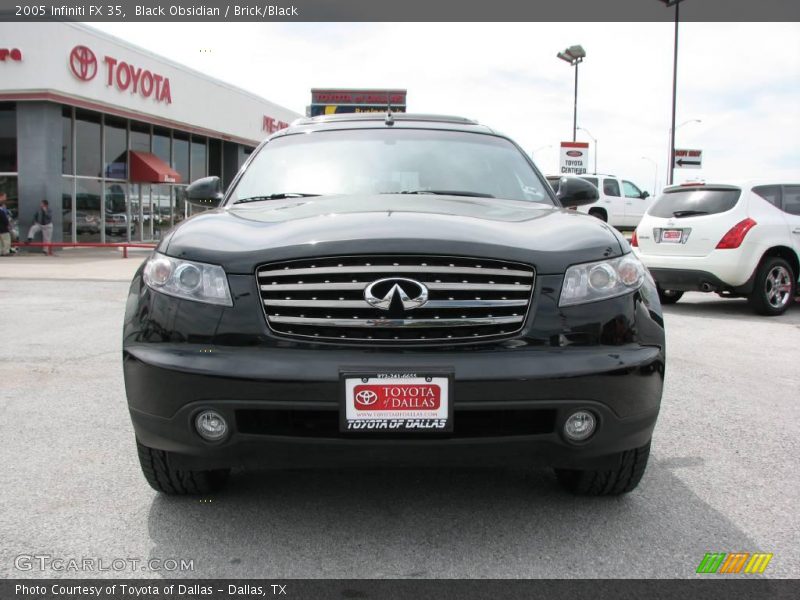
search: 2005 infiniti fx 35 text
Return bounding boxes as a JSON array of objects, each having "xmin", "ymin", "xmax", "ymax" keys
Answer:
[{"xmin": 123, "ymin": 113, "xmax": 665, "ymax": 496}]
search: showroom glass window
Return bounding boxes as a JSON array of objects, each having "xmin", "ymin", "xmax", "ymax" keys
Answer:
[
  {"xmin": 71, "ymin": 110, "xmax": 103, "ymax": 242},
  {"xmin": 173, "ymin": 132, "xmax": 189, "ymax": 183},
  {"xmin": 61, "ymin": 177, "xmax": 75, "ymax": 241},
  {"xmin": 208, "ymin": 138, "xmax": 222, "ymax": 179},
  {"xmin": 0, "ymin": 104, "xmax": 17, "ymax": 220},
  {"xmin": 75, "ymin": 110, "xmax": 101, "ymax": 178},
  {"xmin": 130, "ymin": 122, "xmax": 151, "ymax": 153},
  {"xmin": 0, "ymin": 103, "xmax": 16, "ymax": 173},
  {"xmin": 62, "ymin": 107, "xmax": 73, "ymax": 175},
  {"xmin": 105, "ymin": 116, "xmax": 128, "ymax": 180},
  {"xmin": 153, "ymin": 127, "xmax": 171, "ymax": 165},
  {"xmin": 191, "ymin": 136, "xmax": 207, "ymax": 181}
]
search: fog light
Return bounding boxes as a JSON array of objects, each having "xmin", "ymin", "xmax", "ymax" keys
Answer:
[
  {"xmin": 195, "ymin": 410, "xmax": 228, "ymax": 441},
  {"xmin": 564, "ymin": 410, "xmax": 596, "ymax": 442}
]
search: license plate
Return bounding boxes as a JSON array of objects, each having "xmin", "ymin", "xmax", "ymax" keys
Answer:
[
  {"xmin": 660, "ymin": 229, "xmax": 683, "ymax": 244},
  {"xmin": 341, "ymin": 371, "xmax": 453, "ymax": 433}
]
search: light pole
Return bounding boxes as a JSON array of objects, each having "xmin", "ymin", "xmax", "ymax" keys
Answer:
[
  {"xmin": 641, "ymin": 156, "xmax": 659, "ymax": 196},
  {"xmin": 658, "ymin": 0, "xmax": 686, "ymax": 185},
  {"xmin": 577, "ymin": 126, "xmax": 597, "ymax": 174},
  {"xmin": 666, "ymin": 118, "xmax": 701, "ymax": 186},
  {"xmin": 557, "ymin": 45, "xmax": 586, "ymax": 142},
  {"xmin": 531, "ymin": 144, "xmax": 552, "ymax": 161}
]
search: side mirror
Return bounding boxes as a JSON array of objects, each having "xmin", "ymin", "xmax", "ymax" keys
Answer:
[
  {"xmin": 555, "ymin": 177, "xmax": 599, "ymax": 207},
  {"xmin": 641, "ymin": 191, "xmax": 650, "ymax": 199},
  {"xmin": 186, "ymin": 176, "xmax": 223, "ymax": 207}
]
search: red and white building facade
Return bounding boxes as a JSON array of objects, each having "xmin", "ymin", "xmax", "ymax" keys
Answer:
[{"xmin": 0, "ymin": 22, "xmax": 300, "ymax": 242}]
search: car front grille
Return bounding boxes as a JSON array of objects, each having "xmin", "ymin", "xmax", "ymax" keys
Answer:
[{"xmin": 256, "ymin": 255, "xmax": 535, "ymax": 343}]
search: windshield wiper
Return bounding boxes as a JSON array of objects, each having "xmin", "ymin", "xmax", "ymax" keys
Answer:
[
  {"xmin": 672, "ymin": 210, "xmax": 708, "ymax": 217},
  {"xmin": 391, "ymin": 190, "xmax": 495, "ymax": 198},
  {"xmin": 233, "ymin": 193, "xmax": 320, "ymax": 205}
]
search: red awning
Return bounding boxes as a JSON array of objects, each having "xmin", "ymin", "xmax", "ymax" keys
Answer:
[{"xmin": 129, "ymin": 151, "xmax": 182, "ymax": 184}]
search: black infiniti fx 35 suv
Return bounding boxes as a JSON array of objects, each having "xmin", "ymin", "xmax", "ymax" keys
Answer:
[{"xmin": 123, "ymin": 114, "xmax": 665, "ymax": 496}]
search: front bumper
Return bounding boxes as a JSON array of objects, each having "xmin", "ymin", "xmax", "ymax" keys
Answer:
[
  {"xmin": 123, "ymin": 264, "xmax": 665, "ymax": 472},
  {"xmin": 124, "ymin": 343, "xmax": 663, "ymax": 471}
]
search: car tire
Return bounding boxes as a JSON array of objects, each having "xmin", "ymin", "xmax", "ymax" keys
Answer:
[
  {"xmin": 554, "ymin": 440, "xmax": 651, "ymax": 496},
  {"xmin": 136, "ymin": 439, "xmax": 230, "ymax": 495},
  {"xmin": 588, "ymin": 208, "xmax": 607, "ymax": 222},
  {"xmin": 748, "ymin": 256, "xmax": 796, "ymax": 316},
  {"xmin": 657, "ymin": 288, "xmax": 684, "ymax": 304}
]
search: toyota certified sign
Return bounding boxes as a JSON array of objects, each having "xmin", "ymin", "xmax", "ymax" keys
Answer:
[
  {"xmin": 68, "ymin": 45, "xmax": 172, "ymax": 104},
  {"xmin": 559, "ymin": 141, "xmax": 590, "ymax": 175}
]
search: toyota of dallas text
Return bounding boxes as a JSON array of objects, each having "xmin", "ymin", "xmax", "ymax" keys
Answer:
[{"xmin": 123, "ymin": 113, "xmax": 665, "ymax": 497}]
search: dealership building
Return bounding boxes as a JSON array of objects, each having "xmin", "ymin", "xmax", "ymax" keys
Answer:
[{"xmin": 0, "ymin": 22, "xmax": 300, "ymax": 243}]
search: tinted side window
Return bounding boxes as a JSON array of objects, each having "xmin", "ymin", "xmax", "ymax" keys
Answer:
[
  {"xmin": 623, "ymin": 180, "xmax": 643, "ymax": 198},
  {"xmin": 580, "ymin": 176, "xmax": 598, "ymax": 188},
  {"xmin": 649, "ymin": 188, "xmax": 741, "ymax": 218},
  {"xmin": 783, "ymin": 185, "xmax": 800, "ymax": 216},
  {"xmin": 752, "ymin": 185, "xmax": 781, "ymax": 208},
  {"xmin": 603, "ymin": 178, "xmax": 620, "ymax": 197}
]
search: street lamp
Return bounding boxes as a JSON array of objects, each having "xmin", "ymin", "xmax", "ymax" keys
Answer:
[
  {"xmin": 557, "ymin": 45, "xmax": 586, "ymax": 142},
  {"xmin": 658, "ymin": 0, "xmax": 686, "ymax": 185},
  {"xmin": 666, "ymin": 118, "xmax": 701, "ymax": 186},
  {"xmin": 641, "ymin": 156, "xmax": 659, "ymax": 196},
  {"xmin": 531, "ymin": 144, "xmax": 552, "ymax": 158},
  {"xmin": 577, "ymin": 126, "xmax": 597, "ymax": 174}
]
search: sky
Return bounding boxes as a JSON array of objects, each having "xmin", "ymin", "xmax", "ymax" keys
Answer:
[{"xmin": 88, "ymin": 22, "xmax": 800, "ymax": 195}]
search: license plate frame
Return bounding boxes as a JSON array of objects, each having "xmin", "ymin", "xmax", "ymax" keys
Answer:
[{"xmin": 339, "ymin": 369, "xmax": 454, "ymax": 434}]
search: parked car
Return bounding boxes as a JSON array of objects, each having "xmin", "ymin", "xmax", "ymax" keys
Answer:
[
  {"xmin": 124, "ymin": 113, "xmax": 665, "ymax": 496},
  {"xmin": 63, "ymin": 210, "xmax": 100, "ymax": 236},
  {"xmin": 632, "ymin": 181, "xmax": 800, "ymax": 315},
  {"xmin": 548, "ymin": 174, "xmax": 653, "ymax": 228},
  {"xmin": 105, "ymin": 212, "xmax": 133, "ymax": 237}
]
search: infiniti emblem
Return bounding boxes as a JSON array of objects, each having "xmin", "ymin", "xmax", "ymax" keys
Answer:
[{"xmin": 364, "ymin": 278, "xmax": 429, "ymax": 311}]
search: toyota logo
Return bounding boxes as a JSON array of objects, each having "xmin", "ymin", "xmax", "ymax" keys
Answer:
[
  {"xmin": 566, "ymin": 150, "xmax": 583, "ymax": 157},
  {"xmin": 69, "ymin": 45, "xmax": 97, "ymax": 82},
  {"xmin": 364, "ymin": 278, "xmax": 429, "ymax": 311},
  {"xmin": 355, "ymin": 390, "xmax": 378, "ymax": 406}
]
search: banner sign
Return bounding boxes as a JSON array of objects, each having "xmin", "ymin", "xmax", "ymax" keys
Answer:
[{"xmin": 309, "ymin": 88, "xmax": 407, "ymax": 117}]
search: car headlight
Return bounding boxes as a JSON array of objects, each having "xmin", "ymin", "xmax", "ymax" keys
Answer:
[
  {"xmin": 559, "ymin": 253, "xmax": 645, "ymax": 307},
  {"xmin": 143, "ymin": 252, "xmax": 232, "ymax": 306}
]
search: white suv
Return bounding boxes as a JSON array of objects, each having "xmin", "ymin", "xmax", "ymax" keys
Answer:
[
  {"xmin": 632, "ymin": 181, "xmax": 800, "ymax": 315},
  {"xmin": 547, "ymin": 174, "xmax": 653, "ymax": 228}
]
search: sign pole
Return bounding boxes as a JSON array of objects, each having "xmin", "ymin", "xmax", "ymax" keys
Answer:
[
  {"xmin": 573, "ymin": 62, "xmax": 579, "ymax": 142},
  {"xmin": 668, "ymin": 1, "xmax": 681, "ymax": 186}
]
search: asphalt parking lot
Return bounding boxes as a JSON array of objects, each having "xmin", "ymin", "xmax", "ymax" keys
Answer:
[{"xmin": 1, "ymin": 253, "xmax": 798, "ymax": 579}]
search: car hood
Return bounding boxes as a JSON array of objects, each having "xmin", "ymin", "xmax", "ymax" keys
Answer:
[{"xmin": 163, "ymin": 194, "xmax": 626, "ymax": 274}]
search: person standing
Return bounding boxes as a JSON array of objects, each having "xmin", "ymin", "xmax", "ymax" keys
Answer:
[
  {"xmin": 0, "ymin": 193, "xmax": 10, "ymax": 256},
  {"xmin": 27, "ymin": 199, "xmax": 53, "ymax": 255}
]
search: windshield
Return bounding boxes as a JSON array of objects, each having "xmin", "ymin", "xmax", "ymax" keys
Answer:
[{"xmin": 228, "ymin": 128, "xmax": 555, "ymax": 206}]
